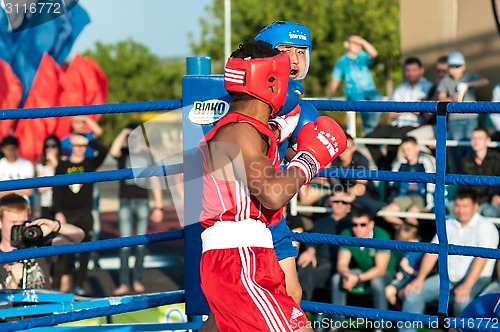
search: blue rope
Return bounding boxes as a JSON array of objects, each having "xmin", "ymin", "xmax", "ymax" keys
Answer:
[
  {"xmin": 0, "ymin": 229, "xmax": 183, "ymax": 264},
  {"xmin": 0, "ymin": 291, "xmax": 185, "ymax": 331},
  {"xmin": 291, "ymin": 233, "xmax": 500, "ymax": 260},
  {"xmin": 317, "ymin": 168, "xmax": 434, "ymax": 183},
  {"xmin": 317, "ymin": 168, "xmax": 500, "ymax": 187},
  {"xmin": 0, "ymin": 164, "xmax": 183, "ymax": 191},
  {"xmin": 300, "ymin": 301, "xmax": 497, "ymax": 332},
  {"xmin": 308, "ymin": 100, "xmax": 439, "ymax": 113},
  {"xmin": 306, "ymin": 99, "xmax": 500, "ymax": 114},
  {"xmin": 0, "ymin": 100, "xmax": 181, "ymax": 120},
  {"xmin": 446, "ymin": 101, "xmax": 500, "ymax": 114},
  {"xmin": 446, "ymin": 173, "xmax": 500, "ymax": 187}
]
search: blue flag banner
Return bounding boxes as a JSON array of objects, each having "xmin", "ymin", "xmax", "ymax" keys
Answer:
[
  {"xmin": 0, "ymin": 8, "xmax": 13, "ymax": 60},
  {"xmin": 0, "ymin": 0, "xmax": 89, "ymax": 104},
  {"xmin": 53, "ymin": 3, "xmax": 90, "ymax": 64}
]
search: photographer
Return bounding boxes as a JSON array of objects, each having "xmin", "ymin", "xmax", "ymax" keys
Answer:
[{"xmin": 0, "ymin": 194, "xmax": 84, "ymax": 289}]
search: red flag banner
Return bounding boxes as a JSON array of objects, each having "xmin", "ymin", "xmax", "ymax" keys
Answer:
[
  {"xmin": 16, "ymin": 53, "xmax": 62, "ymax": 162},
  {"xmin": 57, "ymin": 54, "xmax": 86, "ymax": 139},
  {"xmin": 81, "ymin": 56, "xmax": 107, "ymax": 125},
  {"xmin": 0, "ymin": 59, "xmax": 22, "ymax": 138}
]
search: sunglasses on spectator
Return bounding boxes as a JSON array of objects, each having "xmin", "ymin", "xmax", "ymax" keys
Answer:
[
  {"xmin": 330, "ymin": 200, "xmax": 351, "ymax": 205},
  {"xmin": 45, "ymin": 144, "xmax": 58, "ymax": 149},
  {"xmin": 449, "ymin": 65, "xmax": 463, "ymax": 68},
  {"xmin": 352, "ymin": 223, "xmax": 368, "ymax": 228},
  {"xmin": 71, "ymin": 144, "xmax": 88, "ymax": 148}
]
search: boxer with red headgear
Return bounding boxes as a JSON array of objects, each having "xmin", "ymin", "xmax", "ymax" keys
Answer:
[{"xmin": 198, "ymin": 40, "xmax": 346, "ymax": 332}]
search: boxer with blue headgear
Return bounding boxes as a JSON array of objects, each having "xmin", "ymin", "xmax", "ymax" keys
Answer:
[
  {"xmin": 255, "ymin": 21, "xmax": 312, "ymax": 82},
  {"xmin": 258, "ymin": 21, "xmax": 324, "ymax": 309}
]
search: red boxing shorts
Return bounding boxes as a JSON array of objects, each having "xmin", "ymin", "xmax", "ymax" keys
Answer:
[{"xmin": 200, "ymin": 246, "xmax": 309, "ymax": 332}]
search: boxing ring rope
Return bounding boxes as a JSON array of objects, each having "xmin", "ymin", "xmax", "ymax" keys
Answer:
[
  {"xmin": 0, "ymin": 79, "xmax": 499, "ymax": 331},
  {"xmin": 0, "ymin": 100, "xmax": 181, "ymax": 119},
  {"xmin": 1, "ymin": 291, "xmax": 187, "ymax": 332},
  {"xmin": 354, "ymin": 137, "xmax": 500, "ymax": 148}
]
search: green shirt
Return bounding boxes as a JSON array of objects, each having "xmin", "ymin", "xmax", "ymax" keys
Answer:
[{"xmin": 340, "ymin": 226, "xmax": 397, "ymax": 272}]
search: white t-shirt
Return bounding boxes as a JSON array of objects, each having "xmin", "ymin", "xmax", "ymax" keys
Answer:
[
  {"xmin": 391, "ymin": 77, "xmax": 433, "ymax": 127},
  {"xmin": 36, "ymin": 163, "xmax": 55, "ymax": 207},
  {"xmin": 432, "ymin": 213, "xmax": 499, "ymax": 282},
  {"xmin": 0, "ymin": 157, "xmax": 34, "ymax": 181}
]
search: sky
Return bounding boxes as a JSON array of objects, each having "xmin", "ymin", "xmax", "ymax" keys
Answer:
[{"xmin": 71, "ymin": 0, "xmax": 213, "ymax": 59}]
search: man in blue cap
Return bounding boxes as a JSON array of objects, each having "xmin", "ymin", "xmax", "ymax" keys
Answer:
[{"xmin": 437, "ymin": 51, "xmax": 489, "ymax": 173}]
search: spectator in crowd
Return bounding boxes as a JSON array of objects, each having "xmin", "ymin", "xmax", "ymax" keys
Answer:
[
  {"xmin": 329, "ymin": 133, "xmax": 384, "ymax": 215},
  {"xmin": 382, "ymin": 136, "xmax": 436, "ymax": 227},
  {"xmin": 331, "ymin": 208, "xmax": 397, "ymax": 327},
  {"xmin": 53, "ymin": 134, "xmax": 108, "ymax": 295},
  {"xmin": 0, "ymin": 136, "xmax": 34, "ymax": 199},
  {"xmin": 36, "ymin": 135, "xmax": 61, "ymax": 219},
  {"xmin": 297, "ymin": 187, "xmax": 353, "ymax": 301},
  {"xmin": 326, "ymin": 34, "xmax": 382, "ymax": 135},
  {"xmin": 60, "ymin": 116, "xmax": 103, "ymax": 158},
  {"xmin": 36, "ymin": 135, "xmax": 66, "ymax": 291},
  {"xmin": 61, "ymin": 115, "xmax": 104, "ymax": 266},
  {"xmin": 405, "ymin": 56, "xmax": 450, "ymax": 154},
  {"xmin": 400, "ymin": 188, "xmax": 499, "ymax": 331},
  {"xmin": 0, "ymin": 194, "xmax": 84, "ymax": 290},
  {"xmin": 366, "ymin": 56, "xmax": 434, "ymax": 170},
  {"xmin": 109, "ymin": 124, "xmax": 164, "ymax": 295},
  {"xmin": 385, "ymin": 223, "xmax": 423, "ymax": 307},
  {"xmin": 427, "ymin": 55, "xmax": 449, "ymax": 101},
  {"xmin": 437, "ymin": 52, "xmax": 489, "ymax": 173},
  {"xmin": 460, "ymin": 127, "xmax": 500, "ymax": 218}
]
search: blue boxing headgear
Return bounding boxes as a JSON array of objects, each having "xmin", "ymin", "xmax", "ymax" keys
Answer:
[{"xmin": 255, "ymin": 21, "xmax": 312, "ymax": 82}]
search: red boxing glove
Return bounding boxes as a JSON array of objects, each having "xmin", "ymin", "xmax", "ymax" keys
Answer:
[
  {"xmin": 288, "ymin": 116, "xmax": 347, "ymax": 184},
  {"xmin": 268, "ymin": 104, "xmax": 301, "ymax": 144}
]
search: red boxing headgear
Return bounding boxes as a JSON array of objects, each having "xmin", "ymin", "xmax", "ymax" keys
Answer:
[{"xmin": 224, "ymin": 52, "xmax": 290, "ymax": 117}]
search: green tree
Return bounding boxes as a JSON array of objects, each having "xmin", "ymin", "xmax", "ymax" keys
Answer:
[
  {"xmin": 190, "ymin": 0, "xmax": 401, "ymax": 98},
  {"xmin": 84, "ymin": 39, "xmax": 184, "ymax": 145}
]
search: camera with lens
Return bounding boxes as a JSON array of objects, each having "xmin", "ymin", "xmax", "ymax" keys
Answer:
[{"xmin": 11, "ymin": 221, "xmax": 44, "ymax": 248}]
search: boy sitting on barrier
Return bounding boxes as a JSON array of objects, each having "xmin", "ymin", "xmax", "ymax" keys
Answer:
[
  {"xmin": 381, "ymin": 136, "xmax": 435, "ymax": 227},
  {"xmin": 0, "ymin": 193, "xmax": 84, "ymax": 290},
  {"xmin": 385, "ymin": 223, "xmax": 423, "ymax": 308}
]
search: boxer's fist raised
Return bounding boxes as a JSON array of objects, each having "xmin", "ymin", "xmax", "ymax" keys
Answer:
[{"xmin": 288, "ymin": 116, "xmax": 346, "ymax": 184}]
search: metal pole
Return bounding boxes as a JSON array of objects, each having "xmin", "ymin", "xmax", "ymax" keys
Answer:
[
  {"xmin": 224, "ymin": 0, "xmax": 231, "ymax": 61},
  {"xmin": 347, "ymin": 111, "xmax": 357, "ymax": 138}
]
